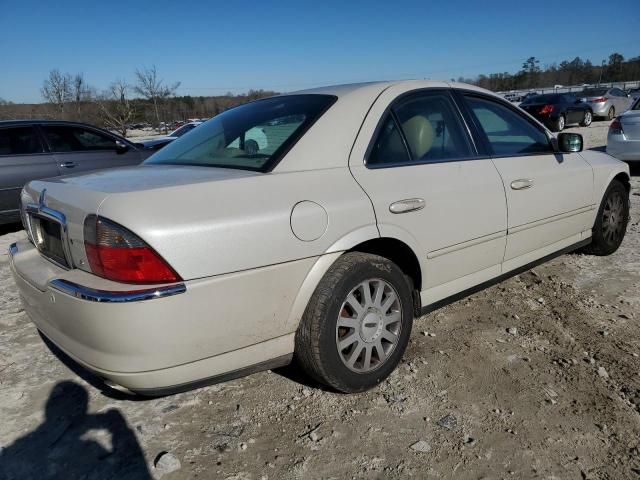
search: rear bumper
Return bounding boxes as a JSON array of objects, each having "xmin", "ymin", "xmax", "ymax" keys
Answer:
[
  {"xmin": 9, "ymin": 239, "xmax": 315, "ymax": 392},
  {"xmin": 588, "ymin": 102, "xmax": 611, "ymax": 116},
  {"xmin": 607, "ymin": 133, "xmax": 640, "ymax": 161}
]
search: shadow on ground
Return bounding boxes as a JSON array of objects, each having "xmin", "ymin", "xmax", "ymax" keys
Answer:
[{"xmin": 0, "ymin": 381, "xmax": 151, "ymax": 480}]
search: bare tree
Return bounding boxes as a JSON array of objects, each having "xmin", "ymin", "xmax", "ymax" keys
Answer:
[
  {"xmin": 98, "ymin": 79, "xmax": 136, "ymax": 137},
  {"xmin": 133, "ymin": 65, "xmax": 180, "ymax": 131},
  {"xmin": 41, "ymin": 69, "xmax": 72, "ymax": 114}
]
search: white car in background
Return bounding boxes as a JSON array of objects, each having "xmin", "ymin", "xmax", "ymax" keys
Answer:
[
  {"xmin": 10, "ymin": 81, "xmax": 630, "ymax": 396},
  {"xmin": 607, "ymin": 98, "xmax": 640, "ymax": 162},
  {"xmin": 140, "ymin": 121, "xmax": 203, "ymax": 150}
]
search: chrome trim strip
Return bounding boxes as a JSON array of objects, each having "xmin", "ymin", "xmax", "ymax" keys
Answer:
[
  {"xmin": 48, "ymin": 279, "xmax": 186, "ymax": 303},
  {"xmin": 508, "ymin": 206, "xmax": 593, "ymax": 235},
  {"xmin": 427, "ymin": 230, "xmax": 506, "ymax": 259}
]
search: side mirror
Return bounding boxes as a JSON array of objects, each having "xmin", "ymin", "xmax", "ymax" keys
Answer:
[
  {"xmin": 558, "ymin": 132, "xmax": 583, "ymax": 153},
  {"xmin": 115, "ymin": 140, "xmax": 130, "ymax": 155}
]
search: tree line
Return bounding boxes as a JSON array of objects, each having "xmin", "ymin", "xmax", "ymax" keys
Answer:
[
  {"xmin": 458, "ymin": 52, "xmax": 640, "ymax": 92},
  {"xmin": 0, "ymin": 52, "xmax": 638, "ymax": 137},
  {"xmin": 0, "ymin": 65, "xmax": 277, "ymax": 136}
]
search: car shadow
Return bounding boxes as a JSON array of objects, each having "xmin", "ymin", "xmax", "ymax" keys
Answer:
[
  {"xmin": 0, "ymin": 380, "xmax": 151, "ymax": 480},
  {"xmin": 629, "ymin": 163, "xmax": 640, "ymax": 177},
  {"xmin": 272, "ymin": 362, "xmax": 342, "ymax": 393}
]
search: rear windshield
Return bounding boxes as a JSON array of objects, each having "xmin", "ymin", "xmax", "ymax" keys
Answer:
[
  {"xmin": 145, "ymin": 94, "xmax": 336, "ymax": 171},
  {"xmin": 581, "ymin": 88, "xmax": 607, "ymax": 97},
  {"xmin": 521, "ymin": 94, "xmax": 561, "ymax": 105}
]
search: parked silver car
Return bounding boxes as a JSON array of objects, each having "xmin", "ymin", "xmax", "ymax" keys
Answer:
[
  {"xmin": 580, "ymin": 87, "xmax": 634, "ymax": 120},
  {"xmin": 607, "ymin": 98, "xmax": 640, "ymax": 161},
  {"xmin": 0, "ymin": 120, "xmax": 151, "ymax": 224}
]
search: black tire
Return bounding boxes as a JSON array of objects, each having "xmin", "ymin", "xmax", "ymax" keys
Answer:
[
  {"xmin": 582, "ymin": 179, "xmax": 629, "ymax": 256},
  {"xmin": 580, "ymin": 110, "xmax": 593, "ymax": 127},
  {"xmin": 607, "ymin": 106, "xmax": 615, "ymax": 121},
  {"xmin": 295, "ymin": 252, "xmax": 414, "ymax": 393},
  {"xmin": 552, "ymin": 114, "xmax": 565, "ymax": 132}
]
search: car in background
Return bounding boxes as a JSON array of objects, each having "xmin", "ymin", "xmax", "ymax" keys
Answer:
[
  {"xmin": 9, "ymin": 81, "xmax": 630, "ymax": 395},
  {"xmin": 520, "ymin": 92, "xmax": 540, "ymax": 103},
  {"xmin": 0, "ymin": 120, "xmax": 151, "ymax": 224},
  {"xmin": 519, "ymin": 92, "xmax": 592, "ymax": 132},
  {"xmin": 139, "ymin": 121, "xmax": 203, "ymax": 151},
  {"xmin": 607, "ymin": 98, "xmax": 640, "ymax": 162},
  {"xmin": 580, "ymin": 87, "xmax": 634, "ymax": 120},
  {"xmin": 628, "ymin": 88, "xmax": 640, "ymax": 100}
]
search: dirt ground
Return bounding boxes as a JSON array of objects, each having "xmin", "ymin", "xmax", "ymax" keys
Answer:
[{"xmin": 1, "ymin": 120, "xmax": 639, "ymax": 480}]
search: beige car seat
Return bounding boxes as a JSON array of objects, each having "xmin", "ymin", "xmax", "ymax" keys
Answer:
[{"xmin": 401, "ymin": 115, "xmax": 434, "ymax": 159}]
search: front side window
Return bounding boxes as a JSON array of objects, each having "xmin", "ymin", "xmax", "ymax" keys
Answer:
[
  {"xmin": 367, "ymin": 91, "xmax": 473, "ymax": 167},
  {"xmin": 145, "ymin": 95, "xmax": 336, "ymax": 171},
  {"xmin": 43, "ymin": 126, "xmax": 117, "ymax": 152},
  {"xmin": 0, "ymin": 127, "xmax": 43, "ymax": 156},
  {"xmin": 464, "ymin": 95, "xmax": 552, "ymax": 156}
]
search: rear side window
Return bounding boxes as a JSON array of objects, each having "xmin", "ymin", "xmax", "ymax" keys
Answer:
[
  {"xmin": 146, "ymin": 95, "xmax": 337, "ymax": 172},
  {"xmin": 464, "ymin": 95, "xmax": 552, "ymax": 156},
  {"xmin": 42, "ymin": 126, "xmax": 117, "ymax": 152},
  {"xmin": 0, "ymin": 127, "xmax": 43, "ymax": 156},
  {"xmin": 367, "ymin": 91, "xmax": 474, "ymax": 167}
]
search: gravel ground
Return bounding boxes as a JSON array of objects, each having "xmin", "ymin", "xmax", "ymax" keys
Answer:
[{"xmin": 1, "ymin": 120, "xmax": 639, "ymax": 480}]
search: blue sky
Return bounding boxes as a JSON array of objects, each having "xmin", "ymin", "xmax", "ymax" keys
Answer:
[{"xmin": 1, "ymin": 0, "xmax": 638, "ymax": 103}]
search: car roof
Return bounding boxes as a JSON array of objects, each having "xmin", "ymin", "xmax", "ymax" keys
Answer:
[
  {"xmin": 0, "ymin": 119, "xmax": 108, "ymax": 128},
  {"xmin": 289, "ymin": 79, "xmax": 499, "ymax": 101}
]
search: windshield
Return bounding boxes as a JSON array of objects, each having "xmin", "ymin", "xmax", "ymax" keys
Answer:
[
  {"xmin": 145, "ymin": 94, "xmax": 336, "ymax": 171},
  {"xmin": 521, "ymin": 94, "xmax": 560, "ymax": 105},
  {"xmin": 581, "ymin": 88, "xmax": 607, "ymax": 97}
]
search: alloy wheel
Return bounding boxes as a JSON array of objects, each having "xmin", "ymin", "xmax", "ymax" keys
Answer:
[
  {"xmin": 608, "ymin": 107, "xmax": 615, "ymax": 121},
  {"xmin": 335, "ymin": 278, "xmax": 402, "ymax": 373},
  {"xmin": 602, "ymin": 190, "xmax": 625, "ymax": 245},
  {"xmin": 584, "ymin": 111, "xmax": 592, "ymax": 126}
]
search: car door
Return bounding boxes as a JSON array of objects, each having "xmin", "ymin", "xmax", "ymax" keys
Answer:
[
  {"xmin": 0, "ymin": 125, "xmax": 58, "ymax": 220},
  {"xmin": 40, "ymin": 124, "xmax": 143, "ymax": 174},
  {"xmin": 459, "ymin": 92, "xmax": 593, "ymax": 272},
  {"xmin": 563, "ymin": 94, "xmax": 581, "ymax": 124},
  {"xmin": 349, "ymin": 86, "xmax": 508, "ymax": 305},
  {"xmin": 614, "ymin": 88, "xmax": 634, "ymax": 113}
]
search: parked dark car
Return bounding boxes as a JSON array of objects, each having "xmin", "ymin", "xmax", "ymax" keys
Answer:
[
  {"xmin": 0, "ymin": 120, "xmax": 153, "ymax": 224},
  {"xmin": 519, "ymin": 93, "xmax": 593, "ymax": 132}
]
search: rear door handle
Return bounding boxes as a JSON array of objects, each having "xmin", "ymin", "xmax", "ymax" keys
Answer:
[
  {"xmin": 389, "ymin": 198, "xmax": 425, "ymax": 214},
  {"xmin": 60, "ymin": 161, "xmax": 77, "ymax": 168},
  {"xmin": 510, "ymin": 179, "xmax": 533, "ymax": 190}
]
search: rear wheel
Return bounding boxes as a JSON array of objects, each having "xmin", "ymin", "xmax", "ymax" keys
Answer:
[
  {"xmin": 580, "ymin": 110, "xmax": 592, "ymax": 127},
  {"xmin": 295, "ymin": 252, "xmax": 414, "ymax": 393},
  {"xmin": 582, "ymin": 179, "xmax": 629, "ymax": 256},
  {"xmin": 607, "ymin": 106, "xmax": 615, "ymax": 121},
  {"xmin": 552, "ymin": 114, "xmax": 565, "ymax": 132}
]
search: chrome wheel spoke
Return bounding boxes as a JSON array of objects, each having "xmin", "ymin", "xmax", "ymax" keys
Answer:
[
  {"xmin": 346, "ymin": 343, "xmax": 364, "ymax": 368},
  {"xmin": 374, "ymin": 340, "xmax": 387, "ymax": 363},
  {"xmin": 337, "ymin": 315, "xmax": 359, "ymax": 329},
  {"xmin": 381, "ymin": 328, "xmax": 398, "ymax": 343},
  {"xmin": 381, "ymin": 291, "xmax": 397, "ymax": 314},
  {"xmin": 338, "ymin": 332, "xmax": 358, "ymax": 350},
  {"xmin": 363, "ymin": 345, "xmax": 373, "ymax": 371},
  {"xmin": 373, "ymin": 281, "xmax": 384, "ymax": 308},
  {"xmin": 383, "ymin": 310, "xmax": 401, "ymax": 326},
  {"xmin": 345, "ymin": 293, "xmax": 364, "ymax": 318}
]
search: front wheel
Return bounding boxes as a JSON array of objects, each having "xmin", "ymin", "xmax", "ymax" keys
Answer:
[
  {"xmin": 607, "ymin": 106, "xmax": 615, "ymax": 121},
  {"xmin": 582, "ymin": 179, "xmax": 629, "ymax": 256},
  {"xmin": 295, "ymin": 252, "xmax": 414, "ymax": 393},
  {"xmin": 580, "ymin": 110, "xmax": 592, "ymax": 127},
  {"xmin": 552, "ymin": 114, "xmax": 565, "ymax": 132}
]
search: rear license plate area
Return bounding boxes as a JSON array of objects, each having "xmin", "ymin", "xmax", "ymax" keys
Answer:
[{"xmin": 31, "ymin": 215, "xmax": 69, "ymax": 268}]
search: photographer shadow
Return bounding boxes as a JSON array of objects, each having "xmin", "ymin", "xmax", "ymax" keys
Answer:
[{"xmin": 0, "ymin": 381, "xmax": 151, "ymax": 480}]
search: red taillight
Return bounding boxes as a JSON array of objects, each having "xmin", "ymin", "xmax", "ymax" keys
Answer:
[
  {"xmin": 609, "ymin": 118, "xmax": 623, "ymax": 135},
  {"xmin": 591, "ymin": 97, "xmax": 607, "ymax": 103},
  {"xmin": 539, "ymin": 104, "xmax": 554, "ymax": 114},
  {"xmin": 83, "ymin": 215, "xmax": 180, "ymax": 284}
]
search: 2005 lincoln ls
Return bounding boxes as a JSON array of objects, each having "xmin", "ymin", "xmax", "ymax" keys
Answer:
[{"xmin": 10, "ymin": 81, "xmax": 630, "ymax": 395}]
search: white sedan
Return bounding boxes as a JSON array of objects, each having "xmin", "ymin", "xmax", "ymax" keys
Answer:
[
  {"xmin": 10, "ymin": 81, "xmax": 630, "ymax": 395},
  {"xmin": 607, "ymin": 98, "xmax": 640, "ymax": 162}
]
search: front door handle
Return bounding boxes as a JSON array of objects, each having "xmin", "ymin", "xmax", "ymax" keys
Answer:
[
  {"xmin": 389, "ymin": 198, "xmax": 425, "ymax": 214},
  {"xmin": 60, "ymin": 161, "xmax": 77, "ymax": 168},
  {"xmin": 510, "ymin": 179, "xmax": 533, "ymax": 190}
]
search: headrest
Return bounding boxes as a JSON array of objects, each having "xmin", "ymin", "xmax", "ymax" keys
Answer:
[{"xmin": 401, "ymin": 115, "xmax": 434, "ymax": 159}]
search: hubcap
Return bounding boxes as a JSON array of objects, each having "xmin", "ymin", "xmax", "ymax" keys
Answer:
[
  {"xmin": 335, "ymin": 278, "xmax": 402, "ymax": 373},
  {"xmin": 608, "ymin": 108, "xmax": 615, "ymax": 120},
  {"xmin": 584, "ymin": 112, "xmax": 591, "ymax": 125},
  {"xmin": 602, "ymin": 191, "xmax": 625, "ymax": 244},
  {"xmin": 559, "ymin": 116, "xmax": 565, "ymax": 130}
]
